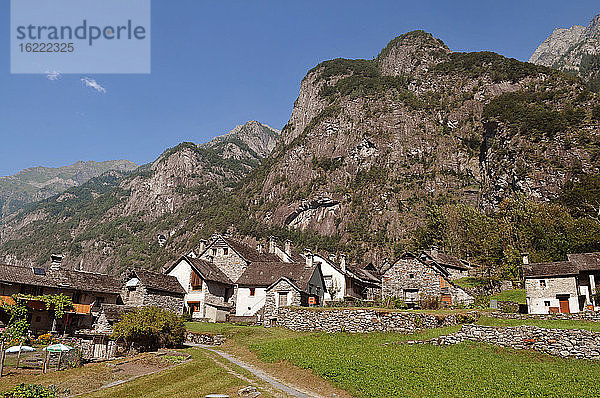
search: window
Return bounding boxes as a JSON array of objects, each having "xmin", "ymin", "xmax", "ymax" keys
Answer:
[
  {"xmin": 211, "ymin": 248, "xmax": 217, "ymax": 255},
  {"xmin": 544, "ymin": 301, "xmax": 551, "ymax": 306},
  {"xmin": 278, "ymin": 292, "xmax": 288, "ymax": 307},
  {"xmin": 324, "ymin": 275, "xmax": 333, "ymax": 289},
  {"xmin": 409, "ymin": 274, "xmax": 415, "ymax": 279},
  {"xmin": 539, "ymin": 280, "xmax": 547, "ymax": 288},
  {"xmin": 223, "ymin": 248, "xmax": 229, "ymax": 255},
  {"xmin": 191, "ymin": 271, "xmax": 203, "ymax": 291},
  {"xmin": 249, "ymin": 288, "xmax": 255, "ymax": 296}
]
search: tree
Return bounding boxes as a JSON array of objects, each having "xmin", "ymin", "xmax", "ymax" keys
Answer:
[{"xmin": 111, "ymin": 307, "xmax": 185, "ymax": 352}]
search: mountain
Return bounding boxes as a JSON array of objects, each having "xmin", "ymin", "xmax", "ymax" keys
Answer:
[
  {"xmin": 0, "ymin": 160, "xmax": 138, "ymax": 220},
  {"xmin": 2, "ymin": 31, "xmax": 600, "ymax": 277},
  {"xmin": 530, "ymin": 14, "xmax": 600, "ymax": 90},
  {"xmin": 232, "ymin": 31, "xmax": 600, "ymax": 262},
  {"xmin": 0, "ymin": 121, "xmax": 279, "ymax": 272}
]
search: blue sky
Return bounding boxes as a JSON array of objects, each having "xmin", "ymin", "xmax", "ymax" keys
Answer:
[{"xmin": 0, "ymin": 1, "xmax": 598, "ymax": 176}]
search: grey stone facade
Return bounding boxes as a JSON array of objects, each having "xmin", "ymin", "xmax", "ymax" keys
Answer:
[
  {"xmin": 271, "ymin": 307, "xmax": 479, "ymax": 333},
  {"xmin": 382, "ymin": 254, "xmax": 473, "ymax": 306},
  {"xmin": 264, "ymin": 279, "xmax": 302, "ymax": 320},
  {"xmin": 199, "ymin": 240, "xmax": 248, "ymax": 282},
  {"xmin": 122, "ymin": 270, "xmax": 185, "ymax": 315}
]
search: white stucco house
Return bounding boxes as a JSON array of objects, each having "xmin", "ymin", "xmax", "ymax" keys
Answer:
[
  {"xmin": 165, "ymin": 254, "xmax": 234, "ymax": 322},
  {"xmin": 523, "ymin": 252, "xmax": 600, "ymax": 314}
]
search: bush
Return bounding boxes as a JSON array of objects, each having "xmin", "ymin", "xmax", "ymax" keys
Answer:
[
  {"xmin": 419, "ymin": 296, "xmax": 441, "ymax": 310},
  {"xmin": 1, "ymin": 384, "xmax": 57, "ymax": 398},
  {"xmin": 111, "ymin": 306, "xmax": 186, "ymax": 352}
]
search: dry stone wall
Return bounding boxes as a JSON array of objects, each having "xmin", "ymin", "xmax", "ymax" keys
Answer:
[
  {"xmin": 417, "ymin": 324, "xmax": 600, "ymax": 360},
  {"xmin": 273, "ymin": 307, "xmax": 478, "ymax": 333},
  {"xmin": 185, "ymin": 331, "xmax": 225, "ymax": 346}
]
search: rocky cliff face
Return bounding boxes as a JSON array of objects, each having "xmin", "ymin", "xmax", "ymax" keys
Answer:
[
  {"xmin": 0, "ymin": 160, "xmax": 137, "ymax": 220},
  {"xmin": 0, "ymin": 121, "xmax": 279, "ymax": 272},
  {"xmin": 239, "ymin": 31, "xmax": 600, "ymax": 260},
  {"xmin": 530, "ymin": 14, "xmax": 600, "ymax": 89}
]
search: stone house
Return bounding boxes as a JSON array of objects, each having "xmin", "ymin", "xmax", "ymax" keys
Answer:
[
  {"xmin": 263, "ymin": 264, "xmax": 326, "ymax": 324},
  {"xmin": 0, "ymin": 255, "xmax": 122, "ymax": 334},
  {"xmin": 164, "ymin": 255, "xmax": 234, "ymax": 322},
  {"xmin": 122, "ymin": 269, "xmax": 185, "ymax": 314},
  {"xmin": 381, "ymin": 252, "xmax": 474, "ymax": 307},
  {"xmin": 420, "ymin": 247, "xmax": 473, "ymax": 280},
  {"xmin": 524, "ymin": 252, "xmax": 600, "ymax": 314},
  {"xmin": 312, "ymin": 253, "xmax": 381, "ymax": 302},
  {"xmin": 166, "ymin": 234, "xmax": 326, "ymax": 321}
]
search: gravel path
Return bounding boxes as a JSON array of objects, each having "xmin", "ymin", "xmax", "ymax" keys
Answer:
[{"xmin": 193, "ymin": 344, "xmax": 318, "ymax": 398}]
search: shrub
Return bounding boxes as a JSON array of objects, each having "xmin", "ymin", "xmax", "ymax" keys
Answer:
[
  {"xmin": 1, "ymin": 384, "xmax": 57, "ymax": 398},
  {"xmin": 420, "ymin": 295, "xmax": 441, "ymax": 310},
  {"xmin": 111, "ymin": 306, "xmax": 186, "ymax": 352}
]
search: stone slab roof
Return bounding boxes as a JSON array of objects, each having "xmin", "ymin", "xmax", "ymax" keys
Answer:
[
  {"xmin": 523, "ymin": 261, "xmax": 578, "ymax": 278},
  {"xmin": 238, "ymin": 261, "xmax": 316, "ymax": 289},
  {"xmin": 567, "ymin": 252, "xmax": 600, "ymax": 272},
  {"xmin": 422, "ymin": 250, "xmax": 472, "ymax": 271},
  {"xmin": 0, "ymin": 263, "xmax": 121, "ymax": 294},
  {"xmin": 219, "ymin": 236, "xmax": 281, "ymax": 263},
  {"xmin": 133, "ymin": 269, "xmax": 186, "ymax": 295},
  {"xmin": 186, "ymin": 257, "xmax": 234, "ymax": 286}
]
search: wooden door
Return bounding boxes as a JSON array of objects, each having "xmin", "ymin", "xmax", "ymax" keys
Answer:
[
  {"xmin": 559, "ymin": 300, "xmax": 570, "ymax": 313},
  {"xmin": 441, "ymin": 294, "xmax": 452, "ymax": 306}
]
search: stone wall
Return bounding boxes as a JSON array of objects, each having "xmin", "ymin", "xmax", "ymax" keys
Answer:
[
  {"xmin": 142, "ymin": 289, "xmax": 184, "ymax": 315},
  {"xmin": 272, "ymin": 307, "xmax": 479, "ymax": 333},
  {"xmin": 185, "ymin": 331, "xmax": 225, "ymax": 346},
  {"xmin": 420, "ymin": 324, "xmax": 600, "ymax": 360}
]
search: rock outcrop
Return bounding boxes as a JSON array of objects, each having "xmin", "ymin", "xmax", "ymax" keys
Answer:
[{"xmin": 530, "ymin": 14, "xmax": 600, "ymax": 88}]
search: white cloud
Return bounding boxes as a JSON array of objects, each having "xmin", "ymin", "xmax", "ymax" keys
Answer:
[
  {"xmin": 46, "ymin": 71, "xmax": 60, "ymax": 80},
  {"xmin": 81, "ymin": 77, "xmax": 107, "ymax": 93}
]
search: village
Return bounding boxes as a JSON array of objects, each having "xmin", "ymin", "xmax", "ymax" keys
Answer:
[{"xmin": 0, "ymin": 233, "xmax": 598, "ymax": 352}]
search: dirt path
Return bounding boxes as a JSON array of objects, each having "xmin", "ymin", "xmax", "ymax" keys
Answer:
[{"xmin": 193, "ymin": 344, "xmax": 322, "ymax": 398}]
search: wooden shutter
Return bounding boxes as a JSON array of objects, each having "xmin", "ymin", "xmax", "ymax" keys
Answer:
[{"xmin": 191, "ymin": 271, "xmax": 203, "ymax": 290}]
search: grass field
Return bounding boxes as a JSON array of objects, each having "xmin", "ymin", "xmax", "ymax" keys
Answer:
[
  {"xmin": 489, "ymin": 289, "xmax": 526, "ymax": 304},
  {"xmin": 189, "ymin": 320, "xmax": 600, "ymax": 398},
  {"xmin": 83, "ymin": 348, "xmax": 276, "ymax": 398}
]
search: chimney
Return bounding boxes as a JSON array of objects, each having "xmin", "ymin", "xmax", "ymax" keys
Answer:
[
  {"xmin": 522, "ymin": 253, "xmax": 529, "ymax": 265},
  {"xmin": 304, "ymin": 249, "xmax": 313, "ymax": 268},
  {"xmin": 198, "ymin": 239, "xmax": 207, "ymax": 254},
  {"xmin": 257, "ymin": 243, "xmax": 264, "ymax": 254},
  {"xmin": 50, "ymin": 254, "xmax": 63, "ymax": 272},
  {"xmin": 340, "ymin": 254, "xmax": 346, "ymax": 273},
  {"xmin": 328, "ymin": 253, "xmax": 336, "ymax": 263},
  {"xmin": 431, "ymin": 246, "xmax": 439, "ymax": 258},
  {"xmin": 268, "ymin": 236, "xmax": 276, "ymax": 254},
  {"xmin": 284, "ymin": 240, "xmax": 292, "ymax": 256}
]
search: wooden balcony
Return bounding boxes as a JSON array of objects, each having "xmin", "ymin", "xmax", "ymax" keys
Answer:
[
  {"xmin": 71, "ymin": 303, "xmax": 91, "ymax": 314},
  {"xmin": 0, "ymin": 296, "xmax": 90, "ymax": 315}
]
